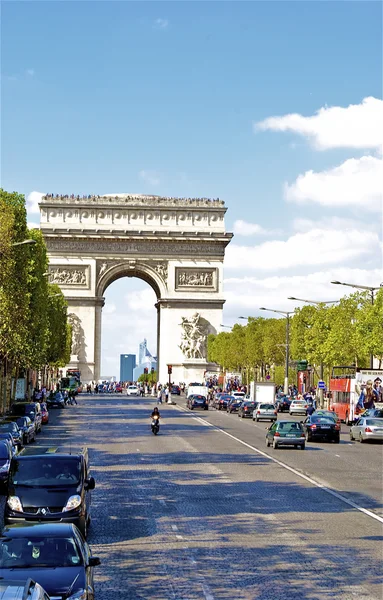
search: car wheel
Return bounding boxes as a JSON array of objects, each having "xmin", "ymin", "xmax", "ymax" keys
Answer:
[
  {"xmin": 272, "ymin": 440, "xmax": 278, "ymax": 449},
  {"xmin": 241, "ymin": 413, "xmax": 245, "ymax": 418},
  {"xmin": 359, "ymin": 433, "xmax": 364, "ymax": 443},
  {"xmin": 300, "ymin": 444, "xmax": 305, "ymax": 450},
  {"xmin": 266, "ymin": 438, "xmax": 270, "ymax": 447},
  {"xmin": 349, "ymin": 431, "xmax": 354, "ymax": 441},
  {"xmin": 289, "ymin": 412, "xmax": 292, "ymax": 416},
  {"xmin": 334, "ymin": 436, "xmax": 340, "ymax": 444},
  {"xmin": 252, "ymin": 417, "xmax": 255, "ymax": 421},
  {"xmin": 256, "ymin": 417, "xmax": 259, "ymax": 422}
]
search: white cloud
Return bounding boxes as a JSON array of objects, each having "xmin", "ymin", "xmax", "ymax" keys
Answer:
[
  {"xmin": 284, "ymin": 156, "xmax": 382, "ymax": 212},
  {"xmin": 233, "ymin": 220, "xmax": 270, "ymax": 236},
  {"xmin": 26, "ymin": 191, "xmax": 44, "ymax": 214},
  {"xmin": 27, "ymin": 222, "xmax": 39, "ymax": 230},
  {"xmin": 154, "ymin": 18, "xmax": 169, "ymax": 29},
  {"xmin": 255, "ymin": 96, "xmax": 383, "ymax": 151},
  {"xmin": 292, "ymin": 216, "xmax": 380, "ymax": 234},
  {"xmin": 223, "ymin": 267, "xmax": 383, "ymax": 316},
  {"xmin": 225, "ymin": 228, "xmax": 380, "ymax": 271},
  {"xmin": 138, "ymin": 170, "xmax": 160, "ymax": 186}
]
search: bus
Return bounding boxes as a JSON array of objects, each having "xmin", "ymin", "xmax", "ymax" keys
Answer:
[
  {"xmin": 60, "ymin": 369, "xmax": 82, "ymax": 394},
  {"xmin": 329, "ymin": 367, "xmax": 383, "ymax": 424}
]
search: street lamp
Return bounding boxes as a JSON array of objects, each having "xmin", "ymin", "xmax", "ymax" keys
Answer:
[
  {"xmin": 11, "ymin": 239, "xmax": 37, "ymax": 247},
  {"xmin": 331, "ymin": 281, "xmax": 383, "ymax": 368},
  {"xmin": 259, "ymin": 307, "xmax": 294, "ymax": 395}
]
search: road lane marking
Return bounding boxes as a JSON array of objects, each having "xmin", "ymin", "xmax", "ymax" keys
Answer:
[
  {"xmin": 176, "ymin": 405, "xmax": 383, "ymax": 525},
  {"xmin": 176, "ymin": 535, "xmax": 183, "ymax": 540},
  {"xmin": 171, "ymin": 524, "xmax": 178, "ymax": 531},
  {"xmin": 201, "ymin": 583, "xmax": 215, "ymax": 600},
  {"xmin": 335, "ymin": 454, "xmax": 340, "ymax": 457}
]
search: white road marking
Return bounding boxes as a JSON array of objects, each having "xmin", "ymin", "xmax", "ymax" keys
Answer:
[
  {"xmin": 335, "ymin": 454, "xmax": 340, "ymax": 457},
  {"xmin": 171, "ymin": 524, "xmax": 178, "ymax": 531},
  {"xmin": 201, "ymin": 583, "xmax": 215, "ymax": 600},
  {"xmin": 176, "ymin": 405, "xmax": 383, "ymax": 525},
  {"xmin": 176, "ymin": 534, "xmax": 183, "ymax": 540}
]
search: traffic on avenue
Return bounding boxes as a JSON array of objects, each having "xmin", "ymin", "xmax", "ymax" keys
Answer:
[{"xmin": 0, "ymin": 384, "xmax": 382, "ymax": 600}]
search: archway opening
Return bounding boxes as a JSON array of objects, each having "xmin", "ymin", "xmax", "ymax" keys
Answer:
[{"xmin": 100, "ymin": 276, "xmax": 158, "ymax": 383}]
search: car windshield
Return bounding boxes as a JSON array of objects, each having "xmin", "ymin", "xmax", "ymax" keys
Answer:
[
  {"xmin": 366, "ymin": 419, "xmax": 383, "ymax": 426},
  {"xmin": 0, "ymin": 424, "xmax": 16, "ymax": 433},
  {"xmin": 311, "ymin": 417, "xmax": 334, "ymax": 424},
  {"xmin": 10, "ymin": 458, "xmax": 81, "ymax": 487},
  {"xmin": 260, "ymin": 404, "xmax": 274, "ymax": 410},
  {"xmin": 277, "ymin": 422, "xmax": 303, "ymax": 432},
  {"xmin": 0, "ymin": 536, "xmax": 82, "ymax": 568}
]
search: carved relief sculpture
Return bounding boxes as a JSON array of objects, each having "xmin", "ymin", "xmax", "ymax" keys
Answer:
[
  {"xmin": 49, "ymin": 266, "xmax": 88, "ymax": 287},
  {"xmin": 153, "ymin": 262, "xmax": 168, "ymax": 282},
  {"xmin": 175, "ymin": 268, "xmax": 217, "ymax": 290},
  {"xmin": 179, "ymin": 313, "xmax": 209, "ymax": 360},
  {"xmin": 68, "ymin": 313, "xmax": 84, "ymax": 358}
]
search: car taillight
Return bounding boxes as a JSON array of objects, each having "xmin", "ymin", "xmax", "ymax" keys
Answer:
[
  {"xmin": 301, "ymin": 433, "xmax": 305, "ymax": 437},
  {"xmin": 244, "ymin": 407, "xmax": 248, "ymax": 411},
  {"xmin": 311, "ymin": 424, "xmax": 317, "ymax": 429},
  {"xmin": 274, "ymin": 411, "xmax": 277, "ymax": 415},
  {"xmin": 257, "ymin": 411, "xmax": 260, "ymax": 414},
  {"xmin": 335, "ymin": 424, "xmax": 340, "ymax": 430},
  {"xmin": 365, "ymin": 427, "xmax": 372, "ymax": 433},
  {"xmin": 274, "ymin": 432, "xmax": 280, "ymax": 436}
]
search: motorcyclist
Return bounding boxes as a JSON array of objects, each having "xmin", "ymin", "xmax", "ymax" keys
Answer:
[{"xmin": 151, "ymin": 407, "xmax": 161, "ymax": 420}]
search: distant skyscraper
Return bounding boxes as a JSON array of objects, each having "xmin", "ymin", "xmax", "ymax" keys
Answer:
[
  {"xmin": 120, "ymin": 354, "xmax": 136, "ymax": 382},
  {"xmin": 139, "ymin": 339, "xmax": 152, "ymax": 365}
]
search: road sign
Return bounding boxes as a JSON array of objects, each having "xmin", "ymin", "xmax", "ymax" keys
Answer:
[{"xmin": 318, "ymin": 380, "xmax": 326, "ymax": 389}]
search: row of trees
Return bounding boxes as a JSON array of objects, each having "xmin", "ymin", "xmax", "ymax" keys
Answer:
[
  {"xmin": 0, "ymin": 189, "xmax": 71, "ymax": 410},
  {"xmin": 208, "ymin": 289, "xmax": 383, "ymax": 386}
]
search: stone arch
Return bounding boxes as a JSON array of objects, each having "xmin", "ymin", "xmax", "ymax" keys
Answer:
[{"xmin": 96, "ymin": 261, "xmax": 167, "ymax": 299}]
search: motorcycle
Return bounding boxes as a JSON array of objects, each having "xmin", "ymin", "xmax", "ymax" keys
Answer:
[{"xmin": 151, "ymin": 415, "xmax": 160, "ymax": 435}]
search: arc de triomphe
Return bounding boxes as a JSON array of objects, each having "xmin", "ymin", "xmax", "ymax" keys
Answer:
[{"xmin": 40, "ymin": 193, "xmax": 233, "ymax": 384}]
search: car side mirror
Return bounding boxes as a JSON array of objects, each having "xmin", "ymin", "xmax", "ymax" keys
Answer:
[
  {"xmin": 89, "ymin": 556, "xmax": 101, "ymax": 567},
  {"xmin": 85, "ymin": 477, "xmax": 95, "ymax": 490}
]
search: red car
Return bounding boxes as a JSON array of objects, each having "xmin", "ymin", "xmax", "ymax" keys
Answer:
[{"xmin": 40, "ymin": 402, "xmax": 49, "ymax": 424}]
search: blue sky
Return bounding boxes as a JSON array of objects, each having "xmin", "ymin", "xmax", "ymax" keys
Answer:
[{"xmin": 2, "ymin": 1, "xmax": 382, "ymax": 378}]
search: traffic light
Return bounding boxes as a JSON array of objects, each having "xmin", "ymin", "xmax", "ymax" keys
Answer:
[
  {"xmin": 144, "ymin": 368, "xmax": 148, "ymax": 374},
  {"xmin": 167, "ymin": 365, "xmax": 172, "ymax": 375}
]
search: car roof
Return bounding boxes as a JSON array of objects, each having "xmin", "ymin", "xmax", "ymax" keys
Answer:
[
  {"xmin": 276, "ymin": 420, "xmax": 302, "ymax": 424},
  {"xmin": 1, "ymin": 522, "xmax": 76, "ymax": 538},
  {"xmin": 13, "ymin": 451, "xmax": 86, "ymax": 462}
]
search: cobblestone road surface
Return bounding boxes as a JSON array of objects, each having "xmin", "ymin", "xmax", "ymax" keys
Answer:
[{"xmin": 19, "ymin": 394, "xmax": 383, "ymax": 600}]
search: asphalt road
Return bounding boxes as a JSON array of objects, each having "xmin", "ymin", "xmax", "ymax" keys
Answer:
[{"xmin": 18, "ymin": 394, "xmax": 383, "ymax": 599}]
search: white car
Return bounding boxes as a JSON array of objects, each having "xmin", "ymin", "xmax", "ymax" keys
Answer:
[
  {"xmin": 0, "ymin": 579, "xmax": 51, "ymax": 599},
  {"xmin": 289, "ymin": 399, "xmax": 308, "ymax": 415},
  {"xmin": 232, "ymin": 391, "xmax": 246, "ymax": 400},
  {"xmin": 126, "ymin": 385, "xmax": 139, "ymax": 396}
]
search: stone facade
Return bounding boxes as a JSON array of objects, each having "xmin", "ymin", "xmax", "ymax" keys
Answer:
[{"xmin": 40, "ymin": 193, "xmax": 232, "ymax": 384}]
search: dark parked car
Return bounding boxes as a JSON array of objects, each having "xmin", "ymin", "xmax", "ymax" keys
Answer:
[
  {"xmin": 0, "ymin": 434, "xmax": 16, "ymax": 456},
  {"xmin": 46, "ymin": 392, "xmax": 65, "ymax": 409},
  {"xmin": 303, "ymin": 415, "xmax": 340, "ymax": 443},
  {"xmin": 226, "ymin": 398, "xmax": 242, "ymax": 413},
  {"xmin": 187, "ymin": 395, "xmax": 208, "ymax": 410},
  {"xmin": 0, "ymin": 522, "xmax": 101, "ymax": 599},
  {"xmin": 10, "ymin": 403, "xmax": 42, "ymax": 434},
  {"xmin": 5, "ymin": 449, "xmax": 95, "ymax": 537},
  {"xmin": 14, "ymin": 417, "xmax": 36, "ymax": 444},
  {"xmin": 0, "ymin": 422, "xmax": 23, "ymax": 451},
  {"xmin": 238, "ymin": 401, "xmax": 256, "ymax": 418},
  {"xmin": 266, "ymin": 420, "xmax": 305, "ymax": 450},
  {"xmin": 213, "ymin": 394, "xmax": 231, "ymax": 410},
  {"xmin": 0, "ymin": 441, "xmax": 13, "ymax": 487},
  {"xmin": 275, "ymin": 396, "xmax": 292, "ymax": 412},
  {"xmin": 171, "ymin": 385, "xmax": 181, "ymax": 396}
]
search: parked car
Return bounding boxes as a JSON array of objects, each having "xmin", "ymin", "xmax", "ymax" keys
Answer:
[
  {"xmin": 40, "ymin": 403, "xmax": 49, "ymax": 425},
  {"xmin": 0, "ymin": 434, "xmax": 16, "ymax": 456},
  {"xmin": 289, "ymin": 400, "xmax": 308, "ymax": 416},
  {"xmin": 238, "ymin": 401, "xmax": 256, "ymax": 418},
  {"xmin": 303, "ymin": 415, "xmax": 340, "ymax": 443},
  {"xmin": 115, "ymin": 385, "xmax": 123, "ymax": 393},
  {"xmin": 226, "ymin": 398, "xmax": 242, "ymax": 413},
  {"xmin": 0, "ymin": 441, "xmax": 14, "ymax": 487},
  {"xmin": 187, "ymin": 395, "xmax": 208, "ymax": 410},
  {"xmin": 10, "ymin": 403, "xmax": 42, "ymax": 433},
  {"xmin": 0, "ymin": 522, "xmax": 101, "ymax": 599},
  {"xmin": 253, "ymin": 403, "xmax": 277, "ymax": 422},
  {"xmin": 126, "ymin": 385, "xmax": 139, "ymax": 396},
  {"xmin": 266, "ymin": 420, "xmax": 305, "ymax": 450},
  {"xmin": 350, "ymin": 417, "xmax": 383, "ymax": 443},
  {"xmin": 275, "ymin": 396, "xmax": 292, "ymax": 412},
  {"xmin": 171, "ymin": 385, "xmax": 181, "ymax": 396},
  {"xmin": 46, "ymin": 392, "xmax": 65, "ymax": 409},
  {"xmin": 0, "ymin": 578, "xmax": 51, "ymax": 600},
  {"xmin": 14, "ymin": 417, "xmax": 36, "ymax": 444},
  {"xmin": 0, "ymin": 422, "xmax": 23, "ymax": 451},
  {"xmin": 5, "ymin": 449, "xmax": 95, "ymax": 538}
]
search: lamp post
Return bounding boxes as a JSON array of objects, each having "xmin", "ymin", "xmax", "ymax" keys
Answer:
[
  {"xmin": 287, "ymin": 297, "xmax": 340, "ymax": 407},
  {"xmin": 259, "ymin": 308, "xmax": 293, "ymax": 395},
  {"xmin": 12, "ymin": 239, "xmax": 37, "ymax": 247},
  {"xmin": 331, "ymin": 281, "xmax": 383, "ymax": 368}
]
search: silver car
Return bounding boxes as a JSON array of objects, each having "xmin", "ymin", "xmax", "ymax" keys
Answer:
[
  {"xmin": 0, "ymin": 579, "xmax": 51, "ymax": 599},
  {"xmin": 289, "ymin": 399, "xmax": 308, "ymax": 415},
  {"xmin": 350, "ymin": 417, "xmax": 383, "ymax": 442},
  {"xmin": 253, "ymin": 403, "xmax": 277, "ymax": 422}
]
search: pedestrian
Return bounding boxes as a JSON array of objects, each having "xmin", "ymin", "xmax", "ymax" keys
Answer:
[{"xmin": 157, "ymin": 388, "xmax": 162, "ymax": 404}]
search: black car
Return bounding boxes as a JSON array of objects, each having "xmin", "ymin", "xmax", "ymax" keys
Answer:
[
  {"xmin": 10, "ymin": 402, "xmax": 42, "ymax": 434},
  {"xmin": 5, "ymin": 450, "xmax": 95, "ymax": 537},
  {"xmin": 213, "ymin": 394, "xmax": 231, "ymax": 410},
  {"xmin": 303, "ymin": 415, "xmax": 340, "ymax": 443},
  {"xmin": 226, "ymin": 398, "xmax": 242, "ymax": 413},
  {"xmin": 238, "ymin": 401, "xmax": 256, "ymax": 418},
  {"xmin": 14, "ymin": 416, "xmax": 36, "ymax": 444},
  {"xmin": 46, "ymin": 392, "xmax": 65, "ymax": 409},
  {"xmin": 187, "ymin": 395, "xmax": 208, "ymax": 410},
  {"xmin": 276, "ymin": 396, "xmax": 292, "ymax": 412},
  {"xmin": 0, "ymin": 421, "xmax": 23, "ymax": 451},
  {"xmin": 0, "ymin": 522, "xmax": 101, "ymax": 599},
  {"xmin": 171, "ymin": 385, "xmax": 181, "ymax": 396},
  {"xmin": 0, "ymin": 441, "xmax": 13, "ymax": 487}
]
